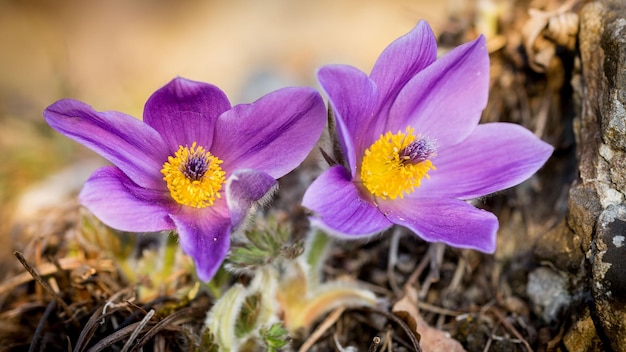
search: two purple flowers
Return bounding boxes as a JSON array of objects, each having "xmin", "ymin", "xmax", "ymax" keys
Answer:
[{"xmin": 44, "ymin": 21, "xmax": 553, "ymax": 282}]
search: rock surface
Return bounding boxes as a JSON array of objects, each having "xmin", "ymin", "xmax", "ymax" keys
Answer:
[{"xmin": 568, "ymin": 0, "xmax": 626, "ymax": 350}]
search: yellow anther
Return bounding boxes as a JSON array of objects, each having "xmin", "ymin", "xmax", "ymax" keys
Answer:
[
  {"xmin": 360, "ymin": 126, "xmax": 436, "ymax": 200},
  {"xmin": 161, "ymin": 142, "xmax": 226, "ymax": 208}
]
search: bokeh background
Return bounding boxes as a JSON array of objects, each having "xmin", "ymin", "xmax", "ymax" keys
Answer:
[{"xmin": 0, "ymin": 0, "xmax": 457, "ymax": 257}]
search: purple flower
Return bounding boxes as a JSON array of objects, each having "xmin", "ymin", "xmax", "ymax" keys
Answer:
[
  {"xmin": 302, "ymin": 21, "xmax": 553, "ymax": 253},
  {"xmin": 45, "ymin": 77, "xmax": 325, "ymax": 281}
]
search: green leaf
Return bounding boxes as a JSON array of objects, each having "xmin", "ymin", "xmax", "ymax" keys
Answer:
[
  {"xmin": 235, "ymin": 293, "xmax": 262, "ymax": 338},
  {"xmin": 226, "ymin": 217, "xmax": 303, "ymax": 273},
  {"xmin": 260, "ymin": 323, "xmax": 290, "ymax": 351}
]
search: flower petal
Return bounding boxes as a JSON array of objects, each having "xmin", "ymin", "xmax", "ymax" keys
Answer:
[
  {"xmin": 380, "ymin": 197, "xmax": 498, "ymax": 253},
  {"xmin": 417, "ymin": 123, "xmax": 554, "ymax": 199},
  {"xmin": 387, "ymin": 35, "xmax": 490, "ymax": 147},
  {"xmin": 79, "ymin": 166, "xmax": 177, "ymax": 232},
  {"xmin": 226, "ymin": 169, "xmax": 278, "ymax": 227},
  {"xmin": 212, "ymin": 87, "xmax": 325, "ymax": 178},
  {"xmin": 143, "ymin": 77, "xmax": 231, "ymax": 153},
  {"xmin": 171, "ymin": 207, "xmax": 232, "ymax": 282},
  {"xmin": 318, "ymin": 65, "xmax": 379, "ymax": 175},
  {"xmin": 302, "ymin": 165, "xmax": 392, "ymax": 237},
  {"xmin": 45, "ymin": 99, "xmax": 170, "ymax": 190},
  {"xmin": 370, "ymin": 21, "xmax": 437, "ymax": 113}
]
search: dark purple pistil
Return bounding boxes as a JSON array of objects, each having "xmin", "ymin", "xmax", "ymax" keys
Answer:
[
  {"xmin": 399, "ymin": 137, "xmax": 437, "ymax": 165},
  {"xmin": 182, "ymin": 154, "xmax": 208, "ymax": 181}
]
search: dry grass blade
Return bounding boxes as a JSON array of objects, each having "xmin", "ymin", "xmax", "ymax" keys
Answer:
[
  {"xmin": 28, "ymin": 299, "xmax": 56, "ymax": 352},
  {"xmin": 0, "ymin": 257, "xmax": 116, "ymax": 296},
  {"xmin": 86, "ymin": 320, "xmax": 155, "ymax": 352},
  {"xmin": 13, "ymin": 251, "xmax": 79, "ymax": 327},
  {"xmin": 74, "ymin": 304, "xmax": 129, "ymax": 352},
  {"xmin": 132, "ymin": 305, "xmax": 205, "ymax": 350},
  {"xmin": 120, "ymin": 309, "xmax": 155, "ymax": 352}
]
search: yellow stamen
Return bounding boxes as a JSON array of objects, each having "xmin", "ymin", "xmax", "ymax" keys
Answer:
[
  {"xmin": 360, "ymin": 126, "xmax": 436, "ymax": 200},
  {"xmin": 161, "ymin": 142, "xmax": 226, "ymax": 208}
]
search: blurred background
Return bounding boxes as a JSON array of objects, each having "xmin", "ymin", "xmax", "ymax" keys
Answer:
[{"xmin": 0, "ymin": 0, "xmax": 458, "ymax": 259}]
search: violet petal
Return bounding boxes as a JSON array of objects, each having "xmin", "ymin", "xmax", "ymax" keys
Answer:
[
  {"xmin": 417, "ymin": 123, "xmax": 553, "ymax": 199},
  {"xmin": 79, "ymin": 166, "xmax": 177, "ymax": 232},
  {"xmin": 318, "ymin": 65, "xmax": 379, "ymax": 174},
  {"xmin": 302, "ymin": 165, "xmax": 392, "ymax": 237},
  {"xmin": 388, "ymin": 35, "xmax": 489, "ymax": 148},
  {"xmin": 370, "ymin": 21, "xmax": 437, "ymax": 114},
  {"xmin": 211, "ymin": 87, "xmax": 325, "ymax": 178},
  {"xmin": 226, "ymin": 169, "xmax": 278, "ymax": 227},
  {"xmin": 143, "ymin": 77, "xmax": 231, "ymax": 153},
  {"xmin": 380, "ymin": 197, "xmax": 498, "ymax": 253},
  {"xmin": 44, "ymin": 99, "xmax": 169, "ymax": 190},
  {"xmin": 170, "ymin": 207, "xmax": 232, "ymax": 282}
]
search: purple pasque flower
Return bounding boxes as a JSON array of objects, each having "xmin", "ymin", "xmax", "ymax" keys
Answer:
[
  {"xmin": 302, "ymin": 21, "xmax": 553, "ymax": 253},
  {"xmin": 45, "ymin": 77, "xmax": 325, "ymax": 281}
]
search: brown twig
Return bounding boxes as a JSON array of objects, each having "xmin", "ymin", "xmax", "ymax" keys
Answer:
[
  {"xmin": 13, "ymin": 251, "xmax": 79, "ymax": 327},
  {"xmin": 0, "ymin": 257, "xmax": 115, "ymax": 295},
  {"xmin": 298, "ymin": 307, "xmax": 345, "ymax": 352},
  {"xmin": 418, "ymin": 243, "xmax": 445, "ymax": 300},
  {"xmin": 488, "ymin": 307, "xmax": 533, "ymax": 352},
  {"xmin": 404, "ymin": 248, "xmax": 431, "ymax": 289}
]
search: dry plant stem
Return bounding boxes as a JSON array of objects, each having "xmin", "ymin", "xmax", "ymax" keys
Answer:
[
  {"xmin": 13, "ymin": 251, "xmax": 79, "ymax": 327},
  {"xmin": 75, "ymin": 305, "xmax": 128, "ymax": 352},
  {"xmin": 74, "ymin": 288, "xmax": 136, "ymax": 352},
  {"xmin": 416, "ymin": 301, "xmax": 461, "ymax": 317},
  {"xmin": 352, "ymin": 307, "xmax": 423, "ymax": 352},
  {"xmin": 35, "ymin": 239, "xmax": 43, "ymax": 301},
  {"xmin": 0, "ymin": 257, "xmax": 115, "ymax": 295},
  {"xmin": 446, "ymin": 254, "xmax": 467, "ymax": 293},
  {"xmin": 368, "ymin": 336, "xmax": 382, "ymax": 352},
  {"xmin": 120, "ymin": 309, "xmax": 155, "ymax": 352},
  {"xmin": 405, "ymin": 250, "xmax": 430, "ymax": 289},
  {"xmin": 418, "ymin": 243, "xmax": 445, "ymax": 300},
  {"xmin": 134, "ymin": 305, "xmax": 206, "ymax": 349},
  {"xmin": 482, "ymin": 319, "xmax": 500, "ymax": 352},
  {"xmin": 86, "ymin": 320, "xmax": 155, "ymax": 352},
  {"xmin": 298, "ymin": 306, "xmax": 346, "ymax": 352},
  {"xmin": 28, "ymin": 299, "xmax": 56, "ymax": 352},
  {"xmin": 386, "ymin": 228, "xmax": 403, "ymax": 296},
  {"xmin": 85, "ymin": 318, "xmax": 189, "ymax": 352},
  {"xmin": 384, "ymin": 328, "xmax": 393, "ymax": 352},
  {"xmin": 488, "ymin": 307, "xmax": 532, "ymax": 352}
]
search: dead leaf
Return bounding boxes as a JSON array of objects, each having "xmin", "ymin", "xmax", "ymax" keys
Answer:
[{"xmin": 392, "ymin": 286, "xmax": 466, "ymax": 352}]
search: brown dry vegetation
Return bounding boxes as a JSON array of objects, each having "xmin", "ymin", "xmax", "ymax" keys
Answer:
[{"xmin": 0, "ymin": 0, "xmax": 581, "ymax": 351}]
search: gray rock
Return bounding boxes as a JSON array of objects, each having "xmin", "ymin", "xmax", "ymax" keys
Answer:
[
  {"xmin": 569, "ymin": 1, "xmax": 626, "ymax": 350},
  {"xmin": 526, "ymin": 267, "xmax": 571, "ymax": 323},
  {"xmin": 592, "ymin": 205, "xmax": 626, "ymax": 350}
]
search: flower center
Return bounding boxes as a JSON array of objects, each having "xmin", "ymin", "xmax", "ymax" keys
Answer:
[
  {"xmin": 360, "ymin": 126, "xmax": 436, "ymax": 200},
  {"xmin": 161, "ymin": 142, "xmax": 226, "ymax": 208}
]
